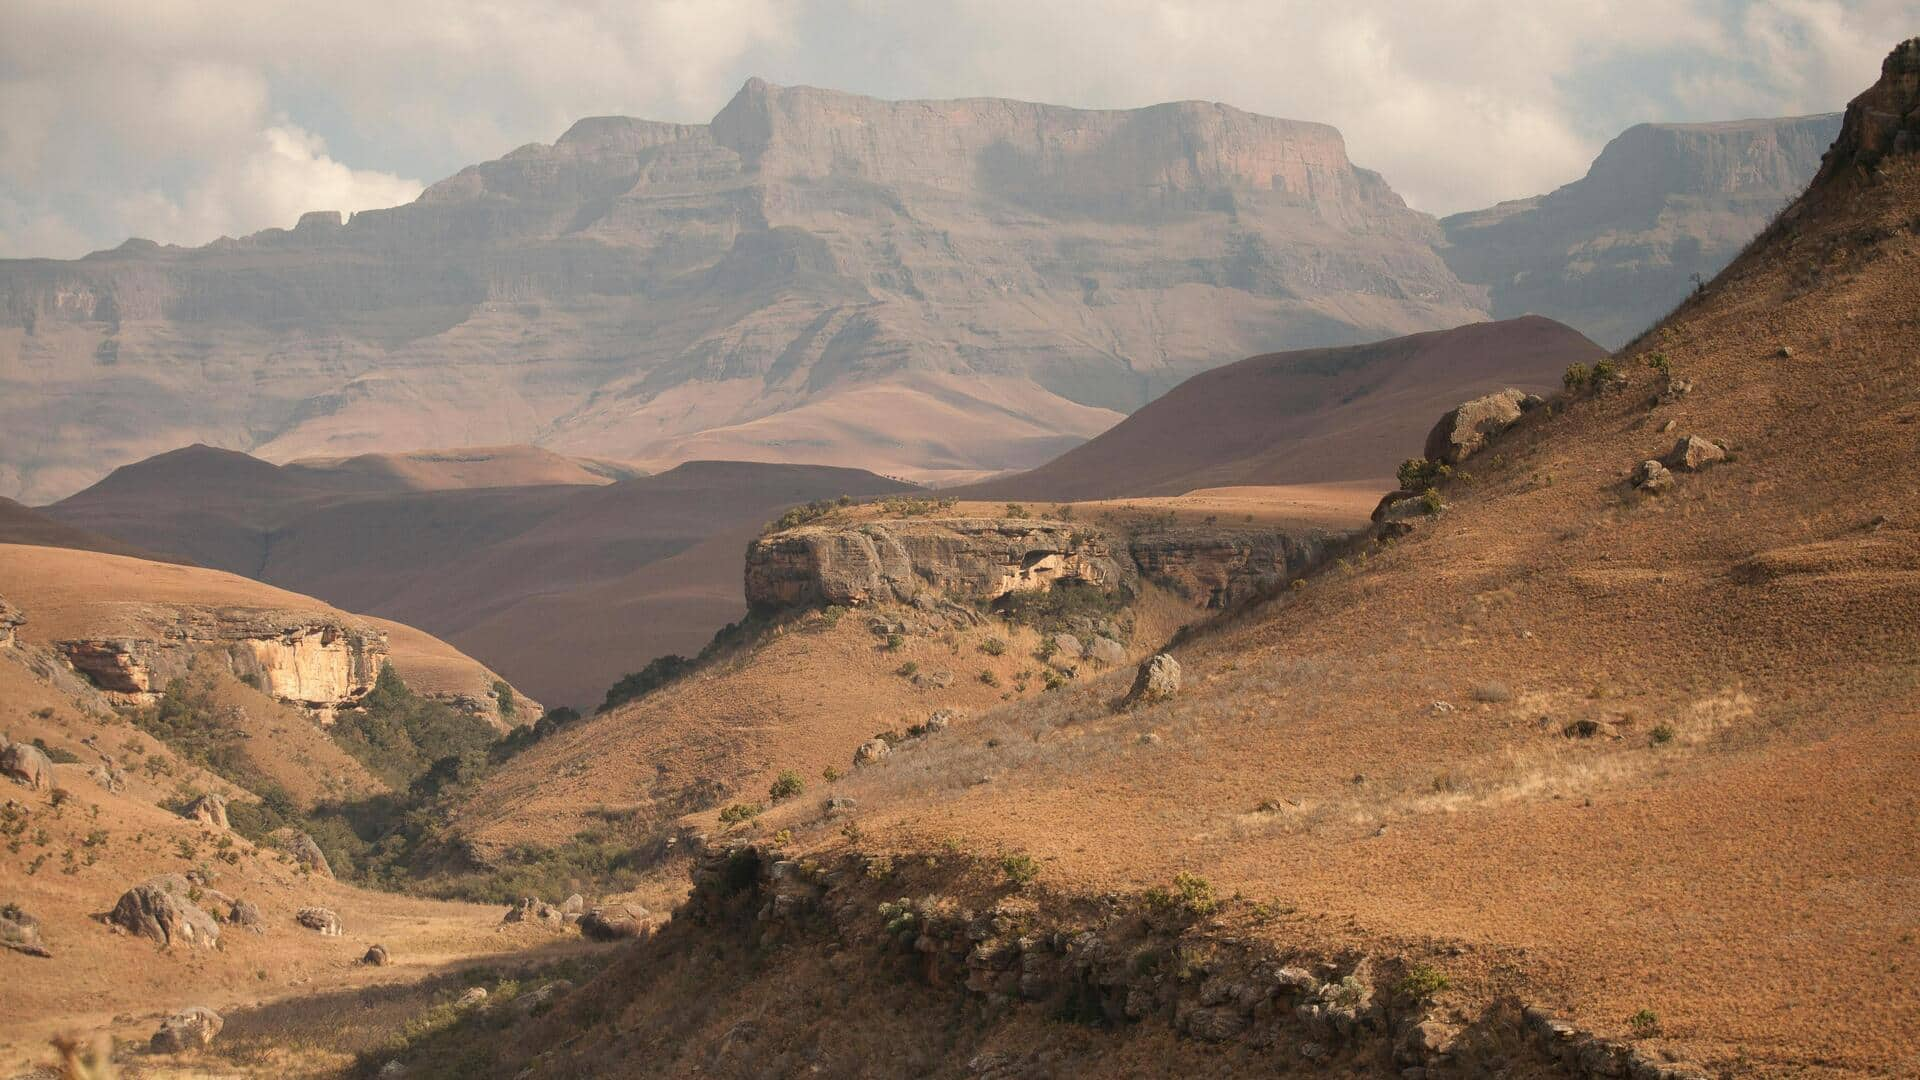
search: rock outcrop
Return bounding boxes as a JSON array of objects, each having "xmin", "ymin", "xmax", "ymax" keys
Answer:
[
  {"xmin": 296, "ymin": 906, "xmax": 342, "ymax": 935},
  {"xmin": 1, "ymin": 739, "xmax": 53, "ymax": 790},
  {"xmin": 1813, "ymin": 37, "xmax": 1920, "ymax": 184},
  {"xmin": 109, "ymin": 875, "xmax": 220, "ymax": 949},
  {"xmin": 362, "ymin": 944, "xmax": 391, "ymax": 966},
  {"xmin": 579, "ymin": 903, "xmax": 651, "ymax": 941},
  {"xmin": 1662, "ymin": 434, "xmax": 1726, "ymax": 471},
  {"xmin": 0, "ymin": 595, "xmax": 20, "ymax": 648},
  {"xmin": 55, "ymin": 608, "xmax": 385, "ymax": 712},
  {"xmin": 282, "ymin": 830, "xmax": 334, "ymax": 878},
  {"xmin": 1122, "ymin": 655, "xmax": 1183, "ymax": 708},
  {"xmin": 0, "ymin": 904, "xmax": 50, "ymax": 957},
  {"xmin": 747, "ymin": 518, "xmax": 1132, "ymax": 610},
  {"xmin": 182, "ymin": 792, "xmax": 229, "ymax": 830},
  {"xmin": 1423, "ymin": 388, "xmax": 1542, "ymax": 465}
]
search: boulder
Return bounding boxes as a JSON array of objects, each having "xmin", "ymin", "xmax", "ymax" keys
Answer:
[
  {"xmin": 502, "ymin": 897, "xmax": 561, "ymax": 925},
  {"xmin": 226, "ymin": 898, "xmax": 265, "ymax": 933},
  {"xmin": 853, "ymin": 738, "xmax": 891, "ymax": 768},
  {"xmin": 561, "ymin": 893, "xmax": 586, "ymax": 916},
  {"xmin": 295, "ymin": 906, "xmax": 342, "ymax": 935},
  {"xmin": 282, "ymin": 830, "xmax": 333, "ymax": 878},
  {"xmin": 1085, "ymin": 636, "xmax": 1127, "ymax": 667},
  {"xmin": 1121, "ymin": 654, "xmax": 1182, "ymax": 708},
  {"xmin": 182, "ymin": 792, "xmax": 229, "ymax": 830},
  {"xmin": 515, "ymin": 979, "xmax": 575, "ymax": 1015},
  {"xmin": 579, "ymin": 903, "xmax": 651, "ymax": 941},
  {"xmin": 362, "ymin": 944, "xmax": 391, "ymax": 966},
  {"xmin": 1371, "ymin": 489, "xmax": 1437, "ymax": 525},
  {"xmin": 1048, "ymin": 633, "xmax": 1085, "ymax": 660},
  {"xmin": 0, "ymin": 740, "xmax": 53, "ymax": 791},
  {"xmin": 1632, "ymin": 460, "xmax": 1676, "ymax": 493},
  {"xmin": 0, "ymin": 904, "xmax": 50, "ymax": 958},
  {"xmin": 110, "ymin": 876, "xmax": 220, "ymax": 949},
  {"xmin": 457, "ymin": 987, "xmax": 490, "ymax": 1008},
  {"xmin": 89, "ymin": 761, "xmax": 127, "ymax": 793},
  {"xmin": 1424, "ymin": 388, "xmax": 1540, "ymax": 465},
  {"xmin": 824, "ymin": 796, "xmax": 858, "ymax": 817},
  {"xmin": 150, "ymin": 1007, "xmax": 222, "ymax": 1053},
  {"xmin": 1663, "ymin": 434, "xmax": 1725, "ymax": 471}
]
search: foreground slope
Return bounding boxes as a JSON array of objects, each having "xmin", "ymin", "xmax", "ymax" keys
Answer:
[
  {"xmin": 1443, "ymin": 114, "xmax": 1841, "ymax": 348},
  {"xmin": 0, "ymin": 80, "xmax": 1485, "ymax": 503},
  {"xmin": 965, "ymin": 316, "xmax": 1602, "ymax": 500},
  {"xmin": 426, "ymin": 41, "xmax": 1920, "ymax": 1078}
]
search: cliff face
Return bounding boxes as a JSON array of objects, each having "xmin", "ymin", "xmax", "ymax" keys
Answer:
[
  {"xmin": 1441, "ymin": 114, "xmax": 1842, "ymax": 347},
  {"xmin": 745, "ymin": 519, "xmax": 1134, "ymax": 609},
  {"xmin": 53, "ymin": 607, "xmax": 385, "ymax": 712},
  {"xmin": 746, "ymin": 516, "xmax": 1352, "ymax": 613},
  {"xmin": 0, "ymin": 80, "xmax": 1481, "ymax": 503}
]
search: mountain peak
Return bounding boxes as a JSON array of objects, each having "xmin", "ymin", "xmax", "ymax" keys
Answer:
[{"xmin": 1814, "ymin": 37, "xmax": 1920, "ymax": 186}]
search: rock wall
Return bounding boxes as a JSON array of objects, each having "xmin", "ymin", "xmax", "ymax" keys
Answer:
[
  {"xmin": 54, "ymin": 607, "xmax": 385, "ymax": 710},
  {"xmin": 746, "ymin": 518, "xmax": 1133, "ymax": 609},
  {"xmin": 1127, "ymin": 527, "xmax": 1340, "ymax": 609}
]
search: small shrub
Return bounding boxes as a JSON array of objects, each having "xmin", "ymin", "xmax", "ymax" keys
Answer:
[
  {"xmin": 1041, "ymin": 669, "xmax": 1067, "ymax": 692},
  {"xmin": 1469, "ymin": 681, "xmax": 1512, "ymax": 703},
  {"xmin": 820, "ymin": 605, "xmax": 846, "ymax": 627},
  {"xmin": 878, "ymin": 897, "xmax": 918, "ymax": 935},
  {"xmin": 1144, "ymin": 871, "xmax": 1219, "ymax": 919},
  {"xmin": 718, "ymin": 802, "xmax": 763, "ymax": 825},
  {"xmin": 1397, "ymin": 458, "xmax": 1451, "ymax": 491},
  {"xmin": 490, "ymin": 679, "xmax": 517, "ymax": 721},
  {"xmin": 1395, "ymin": 963, "xmax": 1451, "ymax": 999},
  {"xmin": 1419, "ymin": 489, "xmax": 1443, "ymax": 514},
  {"xmin": 821, "ymin": 765, "xmax": 843, "ymax": 782},
  {"xmin": 895, "ymin": 661, "xmax": 919, "ymax": 678},
  {"xmin": 1644, "ymin": 352, "xmax": 1671, "ymax": 376},
  {"xmin": 768, "ymin": 770, "xmax": 805, "ymax": 803},
  {"xmin": 978, "ymin": 637, "xmax": 1007, "ymax": 657},
  {"xmin": 1628, "ymin": 1009, "xmax": 1661, "ymax": 1038},
  {"xmin": 1592, "ymin": 357, "xmax": 1620, "ymax": 385},
  {"xmin": 1650, "ymin": 724, "xmax": 1675, "ymax": 745},
  {"xmin": 1000, "ymin": 852, "xmax": 1040, "ymax": 887},
  {"xmin": 979, "ymin": 670, "xmax": 999, "ymax": 687},
  {"xmin": 30, "ymin": 739, "xmax": 80, "ymax": 765},
  {"xmin": 1563, "ymin": 363, "xmax": 1592, "ymax": 391},
  {"xmin": 885, "ymin": 633, "xmax": 905, "ymax": 652},
  {"xmin": 1004, "ymin": 503, "xmax": 1031, "ymax": 519}
]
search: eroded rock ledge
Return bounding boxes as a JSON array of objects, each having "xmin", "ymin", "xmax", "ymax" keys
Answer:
[
  {"xmin": 54, "ymin": 606, "xmax": 385, "ymax": 713},
  {"xmin": 746, "ymin": 517, "xmax": 1346, "ymax": 612}
]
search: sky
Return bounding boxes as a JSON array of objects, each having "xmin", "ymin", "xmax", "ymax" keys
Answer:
[{"xmin": 1, "ymin": 0, "xmax": 1911, "ymax": 258}]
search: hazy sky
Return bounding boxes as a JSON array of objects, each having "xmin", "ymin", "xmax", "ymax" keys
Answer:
[{"xmin": 1, "ymin": 0, "xmax": 1911, "ymax": 258}]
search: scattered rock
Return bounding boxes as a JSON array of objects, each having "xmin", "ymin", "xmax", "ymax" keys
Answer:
[
  {"xmin": 1138, "ymin": 732, "xmax": 1162, "ymax": 746},
  {"xmin": 295, "ymin": 906, "xmax": 341, "ymax": 935},
  {"xmin": 561, "ymin": 893, "xmax": 585, "ymax": 916},
  {"xmin": 0, "ymin": 904, "xmax": 50, "ymax": 958},
  {"xmin": 1084, "ymin": 636, "xmax": 1127, "ymax": 666},
  {"xmin": 182, "ymin": 792, "xmax": 229, "ymax": 830},
  {"xmin": 1663, "ymin": 434, "xmax": 1726, "ymax": 471},
  {"xmin": 1429, "ymin": 700, "xmax": 1455, "ymax": 715},
  {"xmin": 150, "ymin": 1006, "xmax": 222, "ymax": 1053},
  {"xmin": 89, "ymin": 761, "xmax": 127, "ymax": 793},
  {"xmin": 110, "ymin": 876, "xmax": 220, "ymax": 949},
  {"xmin": 1632, "ymin": 460, "xmax": 1675, "ymax": 493},
  {"xmin": 378, "ymin": 1061, "xmax": 406, "ymax": 1078},
  {"xmin": 362, "ymin": 943, "xmax": 391, "ymax": 966},
  {"xmin": 1120, "ymin": 654, "xmax": 1181, "ymax": 708},
  {"xmin": 515, "ymin": 979, "xmax": 574, "ymax": 1015},
  {"xmin": 457, "ymin": 987, "xmax": 490, "ymax": 1008},
  {"xmin": 1658, "ymin": 418, "xmax": 1677, "ymax": 434},
  {"xmin": 853, "ymin": 738, "xmax": 891, "ymax": 767},
  {"xmin": 502, "ymin": 897, "xmax": 561, "ymax": 925},
  {"xmin": 1424, "ymin": 388, "xmax": 1540, "ymax": 465},
  {"xmin": 911, "ymin": 669, "xmax": 955, "ymax": 689},
  {"xmin": 579, "ymin": 903, "xmax": 650, "ymax": 941},
  {"xmin": 1562, "ymin": 718, "xmax": 1619, "ymax": 740},
  {"xmin": 824, "ymin": 796, "xmax": 858, "ymax": 817},
  {"xmin": 1048, "ymin": 633, "xmax": 1085, "ymax": 661},
  {"xmin": 0, "ymin": 739, "xmax": 53, "ymax": 791},
  {"xmin": 1777, "ymin": 345, "xmax": 1794, "ymax": 358}
]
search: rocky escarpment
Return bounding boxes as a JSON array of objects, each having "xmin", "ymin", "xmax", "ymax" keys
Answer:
[
  {"xmin": 747, "ymin": 516, "xmax": 1354, "ymax": 615},
  {"xmin": 746, "ymin": 519, "xmax": 1134, "ymax": 609},
  {"xmin": 55, "ymin": 607, "xmax": 384, "ymax": 713},
  {"xmin": 1811, "ymin": 37, "xmax": 1920, "ymax": 186}
]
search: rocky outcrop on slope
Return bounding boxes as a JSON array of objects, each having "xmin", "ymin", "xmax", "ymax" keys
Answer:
[
  {"xmin": 109, "ymin": 875, "xmax": 221, "ymax": 949},
  {"xmin": 746, "ymin": 519, "xmax": 1134, "ymax": 609},
  {"xmin": 0, "ymin": 595, "xmax": 20, "ymax": 647},
  {"xmin": 0, "ymin": 80, "xmax": 1481, "ymax": 504},
  {"xmin": 54, "ymin": 607, "xmax": 385, "ymax": 711},
  {"xmin": 1813, "ymin": 37, "xmax": 1920, "ymax": 184},
  {"xmin": 1442, "ymin": 113, "xmax": 1842, "ymax": 347},
  {"xmin": 1423, "ymin": 388, "xmax": 1543, "ymax": 465},
  {"xmin": 1127, "ymin": 527, "xmax": 1339, "ymax": 608}
]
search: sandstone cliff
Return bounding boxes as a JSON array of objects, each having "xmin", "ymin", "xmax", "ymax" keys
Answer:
[
  {"xmin": 1442, "ymin": 113, "xmax": 1842, "ymax": 347},
  {"xmin": 0, "ymin": 80, "xmax": 1481, "ymax": 503}
]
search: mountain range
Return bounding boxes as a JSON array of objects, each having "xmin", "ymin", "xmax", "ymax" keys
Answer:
[{"xmin": 0, "ymin": 82, "xmax": 1836, "ymax": 504}]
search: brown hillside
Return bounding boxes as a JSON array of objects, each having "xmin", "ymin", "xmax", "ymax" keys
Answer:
[
  {"xmin": 961, "ymin": 316, "xmax": 1604, "ymax": 501},
  {"xmin": 467, "ymin": 41, "xmax": 1920, "ymax": 1077},
  {"xmin": 284, "ymin": 444, "xmax": 645, "ymax": 490},
  {"xmin": 0, "ymin": 496, "xmax": 188, "ymax": 564},
  {"xmin": 49, "ymin": 457, "xmax": 915, "ymax": 708}
]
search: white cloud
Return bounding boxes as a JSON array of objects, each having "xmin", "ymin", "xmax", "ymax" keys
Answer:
[{"xmin": 0, "ymin": 0, "xmax": 1911, "ymax": 256}]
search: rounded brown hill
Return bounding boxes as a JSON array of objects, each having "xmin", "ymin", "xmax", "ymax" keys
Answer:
[{"xmin": 959, "ymin": 315, "xmax": 1604, "ymax": 501}]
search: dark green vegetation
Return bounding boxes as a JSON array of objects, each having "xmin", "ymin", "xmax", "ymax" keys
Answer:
[
  {"xmin": 993, "ymin": 579, "xmax": 1132, "ymax": 639},
  {"xmin": 330, "ymin": 664, "xmax": 499, "ymax": 789}
]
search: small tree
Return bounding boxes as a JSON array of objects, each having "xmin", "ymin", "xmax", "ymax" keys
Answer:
[{"xmin": 768, "ymin": 770, "xmax": 805, "ymax": 802}]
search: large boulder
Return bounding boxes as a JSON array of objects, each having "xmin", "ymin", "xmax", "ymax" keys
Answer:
[
  {"xmin": 110, "ymin": 876, "xmax": 220, "ymax": 949},
  {"xmin": 362, "ymin": 943, "xmax": 392, "ymax": 966},
  {"xmin": 151, "ymin": 1007, "xmax": 223, "ymax": 1053},
  {"xmin": 1085, "ymin": 636, "xmax": 1127, "ymax": 667},
  {"xmin": 0, "ymin": 740, "xmax": 53, "ymax": 791},
  {"xmin": 296, "ymin": 906, "xmax": 342, "ymax": 935},
  {"xmin": 225, "ymin": 897, "xmax": 265, "ymax": 933},
  {"xmin": 1662, "ymin": 434, "xmax": 1726, "ymax": 472},
  {"xmin": 182, "ymin": 792, "xmax": 229, "ymax": 830},
  {"xmin": 853, "ymin": 738, "xmax": 891, "ymax": 768},
  {"xmin": 1632, "ymin": 460, "xmax": 1676, "ymax": 493},
  {"xmin": 281, "ymin": 830, "xmax": 333, "ymax": 878},
  {"xmin": 1423, "ymin": 388, "xmax": 1541, "ymax": 465},
  {"xmin": 1121, "ymin": 654, "xmax": 1182, "ymax": 708},
  {"xmin": 579, "ymin": 903, "xmax": 651, "ymax": 941}
]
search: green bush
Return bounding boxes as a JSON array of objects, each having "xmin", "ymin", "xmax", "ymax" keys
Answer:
[
  {"xmin": 598, "ymin": 654, "xmax": 693, "ymax": 714},
  {"xmin": 718, "ymin": 802, "xmax": 763, "ymax": 825},
  {"xmin": 1000, "ymin": 852, "xmax": 1040, "ymax": 887},
  {"xmin": 1628, "ymin": 1009, "xmax": 1661, "ymax": 1038},
  {"xmin": 490, "ymin": 680, "xmax": 516, "ymax": 721},
  {"xmin": 978, "ymin": 637, "xmax": 1007, "ymax": 657},
  {"xmin": 1395, "ymin": 963, "xmax": 1451, "ymax": 999},
  {"xmin": 1563, "ymin": 363, "xmax": 1592, "ymax": 391},
  {"xmin": 764, "ymin": 498, "xmax": 848, "ymax": 534},
  {"xmin": 768, "ymin": 770, "xmax": 804, "ymax": 803},
  {"xmin": 1004, "ymin": 503, "xmax": 1031, "ymax": 519},
  {"xmin": 1145, "ymin": 871, "xmax": 1218, "ymax": 918},
  {"xmin": 329, "ymin": 664, "xmax": 498, "ymax": 790},
  {"xmin": 1397, "ymin": 458, "xmax": 1452, "ymax": 491}
]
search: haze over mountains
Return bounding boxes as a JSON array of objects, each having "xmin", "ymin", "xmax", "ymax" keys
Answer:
[{"xmin": 0, "ymin": 79, "xmax": 1835, "ymax": 504}]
